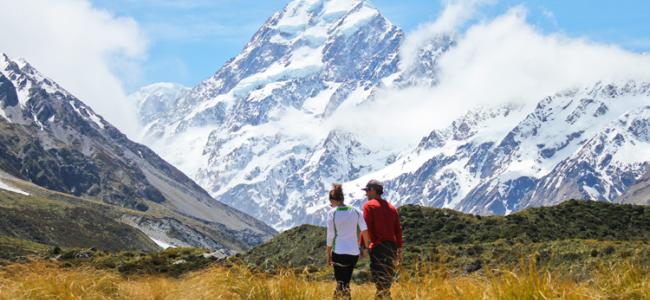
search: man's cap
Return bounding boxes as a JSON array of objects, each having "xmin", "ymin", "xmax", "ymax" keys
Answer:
[{"xmin": 362, "ymin": 179, "xmax": 384, "ymax": 191}]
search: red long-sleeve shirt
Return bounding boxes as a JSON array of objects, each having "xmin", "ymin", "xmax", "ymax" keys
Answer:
[{"xmin": 361, "ymin": 198, "xmax": 403, "ymax": 249}]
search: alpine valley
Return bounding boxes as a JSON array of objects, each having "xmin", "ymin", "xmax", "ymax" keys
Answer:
[
  {"xmin": 132, "ymin": 0, "xmax": 650, "ymax": 231},
  {"xmin": 0, "ymin": 53, "xmax": 276, "ymax": 256}
]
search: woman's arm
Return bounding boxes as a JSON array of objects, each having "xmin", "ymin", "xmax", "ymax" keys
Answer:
[
  {"xmin": 326, "ymin": 211, "xmax": 334, "ymax": 265},
  {"xmin": 360, "ymin": 230, "xmax": 371, "ymax": 249},
  {"xmin": 359, "ymin": 230, "xmax": 370, "ymax": 258}
]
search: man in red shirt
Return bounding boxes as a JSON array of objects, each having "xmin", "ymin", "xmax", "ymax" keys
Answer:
[{"xmin": 360, "ymin": 179, "xmax": 403, "ymax": 299}]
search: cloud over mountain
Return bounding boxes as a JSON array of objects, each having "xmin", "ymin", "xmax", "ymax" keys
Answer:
[{"xmin": 0, "ymin": 0, "xmax": 147, "ymax": 138}]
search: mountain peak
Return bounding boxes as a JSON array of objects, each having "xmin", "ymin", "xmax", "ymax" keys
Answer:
[
  {"xmin": 0, "ymin": 52, "xmax": 15, "ymax": 71},
  {"xmin": 264, "ymin": 0, "xmax": 385, "ymax": 48},
  {"xmin": 278, "ymin": 0, "xmax": 371, "ymax": 20},
  {"xmin": 0, "ymin": 53, "xmax": 31, "ymax": 73}
]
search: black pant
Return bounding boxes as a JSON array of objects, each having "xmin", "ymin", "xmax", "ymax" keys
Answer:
[
  {"xmin": 332, "ymin": 252, "xmax": 359, "ymax": 299},
  {"xmin": 370, "ymin": 241, "xmax": 397, "ymax": 299}
]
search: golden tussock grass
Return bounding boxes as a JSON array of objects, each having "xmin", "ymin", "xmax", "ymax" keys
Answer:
[{"xmin": 0, "ymin": 259, "xmax": 648, "ymax": 300}]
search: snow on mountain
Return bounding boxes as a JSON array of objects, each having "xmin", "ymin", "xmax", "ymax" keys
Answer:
[
  {"xmin": 129, "ymin": 82, "xmax": 189, "ymax": 125},
  {"xmin": 335, "ymin": 81, "xmax": 650, "ymax": 219},
  {"xmin": 145, "ymin": 0, "xmax": 402, "ymax": 132},
  {"xmin": 0, "ymin": 178, "xmax": 29, "ymax": 196},
  {"xmin": 133, "ymin": 0, "xmax": 650, "ymax": 230},
  {"xmin": 517, "ymin": 83, "xmax": 650, "ymax": 209},
  {"xmin": 0, "ymin": 53, "xmax": 106, "ymax": 130},
  {"xmin": 391, "ymin": 35, "xmax": 454, "ymax": 88},
  {"xmin": 339, "ymin": 104, "xmax": 528, "ymax": 213},
  {"xmin": 135, "ymin": 0, "xmax": 417, "ymax": 229}
]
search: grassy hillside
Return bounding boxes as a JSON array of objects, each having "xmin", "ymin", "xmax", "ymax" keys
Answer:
[
  {"xmin": 0, "ymin": 185, "xmax": 160, "ymax": 258},
  {"xmin": 241, "ymin": 200, "xmax": 650, "ymax": 276},
  {"xmin": 0, "ymin": 172, "xmax": 273, "ymax": 259},
  {"xmin": 238, "ymin": 224, "xmax": 326, "ymax": 271},
  {"xmin": 400, "ymin": 200, "xmax": 650, "ymax": 245},
  {"xmin": 0, "ymin": 236, "xmax": 50, "ymax": 262}
]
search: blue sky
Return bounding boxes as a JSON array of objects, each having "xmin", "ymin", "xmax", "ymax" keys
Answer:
[{"xmin": 90, "ymin": 0, "xmax": 650, "ymax": 92}]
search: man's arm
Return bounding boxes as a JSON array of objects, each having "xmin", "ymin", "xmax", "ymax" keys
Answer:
[
  {"xmin": 362, "ymin": 203, "xmax": 374, "ymax": 246},
  {"xmin": 394, "ymin": 213, "xmax": 403, "ymax": 249},
  {"xmin": 394, "ymin": 210, "xmax": 404, "ymax": 265}
]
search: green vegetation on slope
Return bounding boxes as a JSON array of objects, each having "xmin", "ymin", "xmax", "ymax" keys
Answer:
[
  {"xmin": 238, "ymin": 224, "xmax": 327, "ymax": 271},
  {"xmin": 241, "ymin": 200, "xmax": 650, "ymax": 276},
  {"xmin": 0, "ymin": 174, "xmax": 263, "ymax": 257},
  {"xmin": 400, "ymin": 200, "xmax": 650, "ymax": 245},
  {"xmin": 0, "ymin": 188, "xmax": 160, "ymax": 255},
  {"xmin": 0, "ymin": 235, "xmax": 50, "ymax": 263},
  {"xmin": 56, "ymin": 247, "xmax": 215, "ymax": 277}
]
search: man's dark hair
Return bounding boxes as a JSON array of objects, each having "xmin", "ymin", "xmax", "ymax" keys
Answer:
[
  {"xmin": 364, "ymin": 180, "xmax": 384, "ymax": 196},
  {"xmin": 370, "ymin": 184, "xmax": 383, "ymax": 195}
]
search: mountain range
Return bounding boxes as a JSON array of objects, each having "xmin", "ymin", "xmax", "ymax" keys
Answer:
[
  {"xmin": 131, "ymin": 0, "xmax": 650, "ymax": 230},
  {"xmin": 0, "ymin": 53, "xmax": 275, "ymax": 254}
]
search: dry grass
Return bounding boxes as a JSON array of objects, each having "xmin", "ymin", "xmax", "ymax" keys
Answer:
[{"xmin": 0, "ymin": 259, "xmax": 648, "ymax": 300}]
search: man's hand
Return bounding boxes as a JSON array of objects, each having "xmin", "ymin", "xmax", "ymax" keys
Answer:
[{"xmin": 395, "ymin": 248, "xmax": 403, "ymax": 266}]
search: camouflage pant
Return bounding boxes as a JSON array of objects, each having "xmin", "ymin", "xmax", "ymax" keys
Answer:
[{"xmin": 370, "ymin": 242, "xmax": 397, "ymax": 299}]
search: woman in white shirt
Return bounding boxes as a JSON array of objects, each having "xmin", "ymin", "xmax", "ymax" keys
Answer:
[{"xmin": 326, "ymin": 183, "xmax": 370, "ymax": 299}]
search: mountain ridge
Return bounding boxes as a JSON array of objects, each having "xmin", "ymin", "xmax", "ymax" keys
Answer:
[
  {"xmin": 0, "ymin": 52, "xmax": 276, "ymax": 252},
  {"xmin": 241, "ymin": 200, "xmax": 650, "ymax": 272}
]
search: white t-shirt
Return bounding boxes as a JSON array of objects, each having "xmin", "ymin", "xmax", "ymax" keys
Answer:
[{"xmin": 326, "ymin": 205, "xmax": 368, "ymax": 256}]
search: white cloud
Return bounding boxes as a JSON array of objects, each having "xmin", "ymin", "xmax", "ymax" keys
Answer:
[
  {"xmin": 400, "ymin": 0, "xmax": 494, "ymax": 71},
  {"xmin": 332, "ymin": 5, "xmax": 650, "ymax": 150},
  {"xmin": 0, "ymin": 0, "xmax": 147, "ymax": 138},
  {"xmin": 436, "ymin": 7, "xmax": 650, "ymax": 105}
]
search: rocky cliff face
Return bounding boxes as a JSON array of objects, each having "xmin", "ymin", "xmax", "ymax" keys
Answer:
[{"xmin": 617, "ymin": 169, "xmax": 650, "ymax": 205}]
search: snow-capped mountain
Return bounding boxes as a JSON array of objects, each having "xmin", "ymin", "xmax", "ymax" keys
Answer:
[
  {"xmin": 136, "ymin": 0, "xmax": 418, "ymax": 229},
  {"xmin": 133, "ymin": 0, "xmax": 650, "ymax": 230},
  {"xmin": 143, "ymin": 0, "xmax": 402, "ymax": 137},
  {"xmin": 0, "ymin": 53, "xmax": 275, "ymax": 251},
  {"xmin": 339, "ymin": 82, "xmax": 650, "ymax": 217}
]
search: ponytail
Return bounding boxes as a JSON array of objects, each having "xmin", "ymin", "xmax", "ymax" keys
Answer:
[{"xmin": 329, "ymin": 183, "xmax": 344, "ymax": 203}]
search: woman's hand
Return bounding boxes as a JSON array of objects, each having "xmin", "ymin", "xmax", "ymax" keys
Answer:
[
  {"xmin": 360, "ymin": 248, "xmax": 368, "ymax": 259},
  {"xmin": 326, "ymin": 246, "xmax": 333, "ymax": 266}
]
